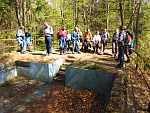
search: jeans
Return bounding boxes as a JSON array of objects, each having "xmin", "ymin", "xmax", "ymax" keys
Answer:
[
  {"xmin": 112, "ymin": 41, "xmax": 118, "ymax": 56},
  {"xmin": 118, "ymin": 46, "xmax": 125, "ymax": 67},
  {"xmin": 45, "ymin": 35, "xmax": 52, "ymax": 54},
  {"xmin": 26, "ymin": 36, "xmax": 32, "ymax": 46},
  {"xmin": 101, "ymin": 40, "xmax": 108, "ymax": 52},
  {"xmin": 72, "ymin": 41, "xmax": 80, "ymax": 53},
  {"xmin": 17, "ymin": 36, "xmax": 27, "ymax": 52},
  {"xmin": 59, "ymin": 37, "xmax": 66, "ymax": 54}
]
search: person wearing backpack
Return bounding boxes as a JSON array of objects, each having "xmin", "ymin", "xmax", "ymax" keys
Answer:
[
  {"xmin": 116, "ymin": 26, "xmax": 128, "ymax": 68},
  {"xmin": 112, "ymin": 29, "xmax": 119, "ymax": 58},
  {"xmin": 124, "ymin": 31, "xmax": 133, "ymax": 62},
  {"xmin": 101, "ymin": 29, "xmax": 109, "ymax": 54},
  {"xmin": 43, "ymin": 22, "xmax": 53, "ymax": 56}
]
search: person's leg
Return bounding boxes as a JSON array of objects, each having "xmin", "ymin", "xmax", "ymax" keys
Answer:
[
  {"xmin": 66, "ymin": 40, "xmax": 69, "ymax": 51},
  {"xmin": 63, "ymin": 38, "xmax": 67, "ymax": 54},
  {"xmin": 84, "ymin": 40, "xmax": 87, "ymax": 52},
  {"xmin": 72, "ymin": 41, "xmax": 75, "ymax": 53},
  {"xmin": 60, "ymin": 37, "xmax": 64, "ymax": 55},
  {"xmin": 17, "ymin": 37, "xmax": 23, "ymax": 51},
  {"xmin": 22, "ymin": 37, "xmax": 27, "ymax": 53},
  {"xmin": 115, "ymin": 42, "xmax": 118, "ymax": 57},
  {"xmin": 125, "ymin": 46, "xmax": 130, "ymax": 62},
  {"xmin": 118, "ymin": 46, "xmax": 125, "ymax": 67},
  {"xmin": 45, "ymin": 37, "xmax": 50, "ymax": 55},
  {"xmin": 112, "ymin": 41, "xmax": 115, "ymax": 55},
  {"xmin": 103, "ymin": 42, "xmax": 106, "ymax": 53},
  {"xmin": 96, "ymin": 42, "xmax": 99, "ymax": 54},
  {"xmin": 101, "ymin": 42, "xmax": 104, "ymax": 54},
  {"xmin": 59, "ymin": 38, "xmax": 62, "ymax": 55},
  {"xmin": 47, "ymin": 36, "xmax": 52, "ymax": 54},
  {"xmin": 76, "ymin": 41, "xmax": 80, "ymax": 53},
  {"xmin": 87, "ymin": 41, "xmax": 90, "ymax": 52}
]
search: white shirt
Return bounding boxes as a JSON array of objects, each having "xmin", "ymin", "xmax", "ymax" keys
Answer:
[
  {"xmin": 44, "ymin": 25, "xmax": 53, "ymax": 36},
  {"xmin": 93, "ymin": 34, "xmax": 101, "ymax": 42},
  {"xmin": 67, "ymin": 33, "xmax": 71, "ymax": 40}
]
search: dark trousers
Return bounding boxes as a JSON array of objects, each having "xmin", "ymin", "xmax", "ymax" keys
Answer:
[
  {"xmin": 101, "ymin": 40, "xmax": 107, "ymax": 52},
  {"xmin": 118, "ymin": 46, "xmax": 125, "ymax": 67},
  {"xmin": 93, "ymin": 41, "xmax": 99, "ymax": 54},
  {"xmin": 83, "ymin": 40, "xmax": 91, "ymax": 52},
  {"xmin": 66, "ymin": 40, "xmax": 71, "ymax": 51},
  {"xmin": 112, "ymin": 41, "xmax": 118, "ymax": 56},
  {"xmin": 45, "ymin": 35, "xmax": 52, "ymax": 54},
  {"xmin": 59, "ymin": 37, "xmax": 66, "ymax": 54}
]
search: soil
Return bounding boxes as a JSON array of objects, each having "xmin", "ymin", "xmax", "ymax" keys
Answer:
[{"xmin": 0, "ymin": 49, "xmax": 150, "ymax": 113}]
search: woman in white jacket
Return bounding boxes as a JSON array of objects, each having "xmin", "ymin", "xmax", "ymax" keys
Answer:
[{"xmin": 92, "ymin": 31, "xmax": 101, "ymax": 54}]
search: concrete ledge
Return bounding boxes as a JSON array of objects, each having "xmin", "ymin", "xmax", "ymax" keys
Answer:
[
  {"xmin": 65, "ymin": 67, "xmax": 116, "ymax": 109},
  {"xmin": 0, "ymin": 67, "xmax": 17, "ymax": 84},
  {"xmin": 0, "ymin": 58, "xmax": 64, "ymax": 84}
]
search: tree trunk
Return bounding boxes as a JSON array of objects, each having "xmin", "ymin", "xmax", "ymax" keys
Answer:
[
  {"xmin": 118, "ymin": 0, "xmax": 124, "ymax": 27},
  {"xmin": 15, "ymin": 0, "xmax": 21, "ymax": 26},
  {"xmin": 105, "ymin": 0, "xmax": 109, "ymax": 29},
  {"xmin": 134, "ymin": 0, "xmax": 142, "ymax": 47}
]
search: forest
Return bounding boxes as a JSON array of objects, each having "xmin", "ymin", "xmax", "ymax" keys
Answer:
[
  {"xmin": 0, "ymin": 0, "xmax": 149, "ymax": 74},
  {"xmin": 0, "ymin": 0, "xmax": 150, "ymax": 113}
]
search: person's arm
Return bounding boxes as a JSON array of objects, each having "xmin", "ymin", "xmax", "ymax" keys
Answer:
[{"xmin": 50, "ymin": 26, "xmax": 54, "ymax": 36}]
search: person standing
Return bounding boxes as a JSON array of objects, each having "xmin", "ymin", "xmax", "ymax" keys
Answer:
[
  {"xmin": 71, "ymin": 27, "xmax": 81, "ymax": 54},
  {"xmin": 59, "ymin": 26, "xmax": 67, "ymax": 55},
  {"xmin": 43, "ymin": 22, "xmax": 53, "ymax": 56},
  {"xmin": 117, "ymin": 26, "xmax": 128, "ymax": 68},
  {"xmin": 112, "ymin": 29, "xmax": 119, "ymax": 58},
  {"xmin": 124, "ymin": 30, "xmax": 133, "ymax": 62},
  {"xmin": 83, "ymin": 29, "xmax": 92, "ymax": 52},
  {"xmin": 16, "ymin": 26, "xmax": 26, "ymax": 53},
  {"xmin": 92, "ymin": 31, "xmax": 101, "ymax": 54},
  {"xmin": 101, "ymin": 29, "xmax": 109, "ymax": 54},
  {"xmin": 66, "ymin": 30, "xmax": 72, "ymax": 52},
  {"xmin": 25, "ymin": 28, "xmax": 32, "ymax": 52}
]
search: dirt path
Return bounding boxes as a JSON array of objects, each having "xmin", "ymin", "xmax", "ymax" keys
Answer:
[{"xmin": 0, "ymin": 50, "xmax": 149, "ymax": 113}]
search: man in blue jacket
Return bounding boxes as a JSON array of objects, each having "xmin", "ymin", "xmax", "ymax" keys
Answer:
[{"xmin": 71, "ymin": 27, "xmax": 81, "ymax": 54}]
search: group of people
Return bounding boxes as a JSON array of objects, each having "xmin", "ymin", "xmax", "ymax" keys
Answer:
[
  {"xmin": 112, "ymin": 26, "xmax": 133, "ymax": 68},
  {"xmin": 16, "ymin": 26, "xmax": 32, "ymax": 53},
  {"xmin": 43, "ymin": 23, "xmax": 133, "ymax": 68},
  {"xmin": 16, "ymin": 22, "xmax": 133, "ymax": 68},
  {"xmin": 56, "ymin": 26, "xmax": 110, "ymax": 55}
]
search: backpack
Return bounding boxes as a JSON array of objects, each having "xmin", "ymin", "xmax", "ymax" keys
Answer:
[
  {"xmin": 118, "ymin": 31, "xmax": 127, "ymax": 46},
  {"xmin": 102, "ymin": 32, "xmax": 109, "ymax": 41}
]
